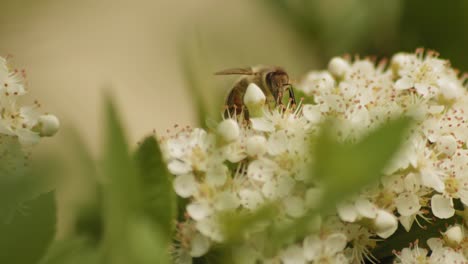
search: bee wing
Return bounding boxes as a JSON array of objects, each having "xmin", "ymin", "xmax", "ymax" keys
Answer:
[{"xmin": 214, "ymin": 67, "xmax": 254, "ymax": 75}]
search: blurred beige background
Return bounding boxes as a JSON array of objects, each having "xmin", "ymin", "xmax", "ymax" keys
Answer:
[{"xmin": 0, "ymin": 0, "xmax": 313, "ymax": 153}]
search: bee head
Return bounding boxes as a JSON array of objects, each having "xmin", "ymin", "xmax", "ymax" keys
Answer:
[{"xmin": 265, "ymin": 68, "xmax": 290, "ymax": 101}]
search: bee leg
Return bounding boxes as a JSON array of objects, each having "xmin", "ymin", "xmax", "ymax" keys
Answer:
[
  {"xmin": 287, "ymin": 85, "xmax": 296, "ymax": 106},
  {"xmin": 243, "ymin": 105, "xmax": 250, "ymax": 121},
  {"xmin": 276, "ymin": 91, "xmax": 283, "ymax": 106},
  {"xmin": 224, "ymin": 105, "xmax": 232, "ymax": 119}
]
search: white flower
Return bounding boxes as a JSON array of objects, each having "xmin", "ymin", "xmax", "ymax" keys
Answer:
[
  {"xmin": 165, "ymin": 128, "xmax": 217, "ymax": 175},
  {"xmin": 424, "ymin": 237, "xmax": 462, "ymax": 264},
  {"xmin": 393, "ymin": 243, "xmax": 429, "ymax": 264},
  {"xmin": 0, "ymin": 57, "xmax": 58, "ymax": 147},
  {"xmin": 393, "ymin": 52, "xmax": 446, "ymax": 98},
  {"xmin": 343, "ymin": 224, "xmax": 378, "ymax": 263},
  {"xmin": 0, "ymin": 105, "xmax": 41, "ymax": 145},
  {"xmin": 438, "ymin": 151, "xmax": 468, "ymax": 206}
]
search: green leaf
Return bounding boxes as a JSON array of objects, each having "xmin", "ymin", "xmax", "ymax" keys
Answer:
[
  {"xmin": 134, "ymin": 135, "xmax": 177, "ymax": 241},
  {"xmin": 39, "ymin": 238, "xmax": 101, "ymax": 264},
  {"xmin": 0, "ymin": 192, "xmax": 56, "ymax": 264},
  {"xmin": 101, "ymin": 95, "xmax": 170, "ymax": 264},
  {"xmin": 314, "ymin": 116, "xmax": 412, "ymax": 209},
  {"xmin": 70, "ymin": 135, "xmax": 103, "ymax": 243},
  {"xmin": 0, "ymin": 138, "xmax": 57, "ymax": 222},
  {"xmin": 219, "ymin": 204, "xmax": 278, "ymax": 243}
]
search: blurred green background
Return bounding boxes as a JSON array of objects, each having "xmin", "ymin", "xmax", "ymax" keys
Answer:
[{"xmin": 0, "ymin": 0, "xmax": 467, "ymax": 242}]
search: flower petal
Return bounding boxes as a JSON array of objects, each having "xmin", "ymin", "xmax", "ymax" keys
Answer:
[
  {"xmin": 337, "ymin": 202, "xmax": 358, "ymax": 222},
  {"xmin": 190, "ymin": 233, "xmax": 211, "ymax": 257},
  {"xmin": 431, "ymin": 194, "xmax": 455, "ymax": 219},
  {"xmin": 168, "ymin": 159, "xmax": 192, "ymax": 175},
  {"xmin": 303, "ymin": 235, "xmax": 321, "ymax": 261},
  {"xmin": 395, "ymin": 192, "xmax": 421, "ymax": 216},
  {"xmin": 324, "ymin": 233, "xmax": 347, "ymax": 256},
  {"xmin": 187, "ymin": 201, "xmax": 213, "ymax": 221},
  {"xmin": 355, "ymin": 198, "xmax": 377, "ymax": 219},
  {"xmin": 173, "ymin": 174, "xmax": 197, "ymax": 198},
  {"xmin": 395, "ymin": 77, "xmax": 413, "ymax": 90}
]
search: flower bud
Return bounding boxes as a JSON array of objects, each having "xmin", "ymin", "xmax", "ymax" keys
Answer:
[
  {"xmin": 328, "ymin": 57, "xmax": 350, "ymax": 78},
  {"xmin": 243, "ymin": 83, "xmax": 265, "ymax": 117},
  {"xmin": 38, "ymin": 114, "xmax": 60, "ymax": 137},
  {"xmin": 217, "ymin": 119, "xmax": 239, "ymax": 143},
  {"xmin": 374, "ymin": 209, "xmax": 398, "ymax": 238},
  {"xmin": 444, "ymin": 225, "xmax": 464, "ymax": 247}
]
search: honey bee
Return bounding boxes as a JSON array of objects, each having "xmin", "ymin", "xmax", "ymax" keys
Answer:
[{"xmin": 215, "ymin": 66, "xmax": 296, "ymax": 118}]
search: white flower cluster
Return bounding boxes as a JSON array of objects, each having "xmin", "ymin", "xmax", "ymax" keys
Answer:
[
  {"xmin": 0, "ymin": 57, "xmax": 59, "ymax": 177},
  {"xmin": 394, "ymin": 225, "xmax": 468, "ymax": 263},
  {"xmin": 161, "ymin": 49, "xmax": 468, "ymax": 263}
]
